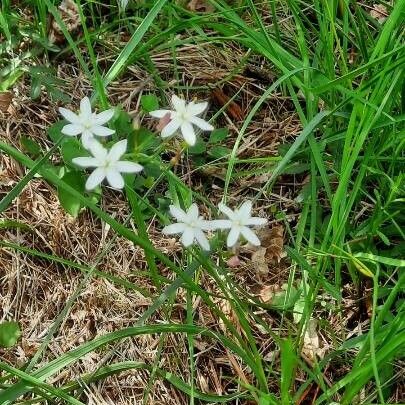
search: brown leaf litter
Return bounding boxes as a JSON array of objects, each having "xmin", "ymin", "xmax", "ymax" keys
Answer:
[{"xmin": 0, "ymin": 38, "xmax": 320, "ymax": 403}]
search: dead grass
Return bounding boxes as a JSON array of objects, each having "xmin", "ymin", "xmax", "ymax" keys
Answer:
[{"xmin": 0, "ymin": 39, "xmax": 308, "ymax": 403}]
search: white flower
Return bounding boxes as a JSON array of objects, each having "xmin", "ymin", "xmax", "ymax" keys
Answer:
[
  {"xmin": 59, "ymin": 96, "xmax": 115, "ymax": 149},
  {"xmin": 210, "ymin": 201, "xmax": 267, "ymax": 247},
  {"xmin": 150, "ymin": 94, "xmax": 214, "ymax": 146},
  {"xmin": 163, "ymin": 204, "xmax": 212, "ymax": 250},
  {"xmin": 72, "ymin": 139, "xmax": 143, "ymax": 190}
]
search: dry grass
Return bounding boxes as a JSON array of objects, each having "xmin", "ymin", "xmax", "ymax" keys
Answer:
[{"xmin": 0, "ymin": 40, "xmax": 308, "ymax": 403}]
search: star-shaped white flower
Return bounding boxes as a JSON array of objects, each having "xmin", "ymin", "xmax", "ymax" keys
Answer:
[
  {"xmin": 211, "ymin": 201, "xmax": 267, "ymax": 247},
  {"xmin": 150, "ymin": 94, "xmax": 214, "ymax": 146},
  {"xmin": 59, "ymin": 96, "xmax": 115, "ymax": 149},
  {"xmin": 72, "ymin": 139, "xmax": 143, "ymax": 190},
  {"xmin": 163, "ymin": 204, "xmax": 213, "ymax": 250}
]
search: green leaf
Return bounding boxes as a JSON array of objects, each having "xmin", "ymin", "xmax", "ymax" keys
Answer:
[
  {"xmin": 0, "ymin": 321, "xmax": 21, "ymax": 348},
  {"xmin": 30, "ymin": 77, "xmax": 41, "ymax": 100},
  {"xmin": 208, "ymin": 128, "xmax": 228, "ymax": 143},
  {"xmin": 57, "ymin": 171, "xmax": 85, "ymax": 217},
  {"xmin": 0, "ymin": 219, "xmax": 31, "ymax": 231},
  {"xmin": 20, "ymin": 136, "xmax": 41, "ymax": 157},
  {"xmin": 48, "ymin": 121, "xmax": 66, "ymax": 144},
  {"xmin": 280, "ymin": 338, "xmax": 296, "ymax": 404},
  {"xmin": 141, "ymin": 94, "xmax": 159, "ymax": 112},
  {"xmin": 144, "ymin": 162, "xmax": 162, "ymax": 178},
  {"xmin": 208, "ymin": 146, "xmax": 231, "ymax": 159},
  {"xmin": 61, "ymin": 138, "xmax": 88, "ymax": 168},
  {"xmin": 271, "ymin": 285, "xmax": 300, "ymax": 310},
  {"xmin": 131, "ymin": 127, "xmax": 160, "ymax": 153},
  {"xmin": 188, "ymin": 139, "xmax": 206, "ymax": 155}
]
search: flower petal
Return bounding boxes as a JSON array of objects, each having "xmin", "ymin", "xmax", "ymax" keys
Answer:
[
  {"xmin": 172, "ymin": 94, "xmax": 186, "ymax": 112},
  {"xmin": 162, "ymin": 223, "xmax": 187, "ymax": 235},
  {"xmin": 106, "ymin": 169, "xmax": 125, "ymax": 189},
  {"xmin": 180, "ymin": 227, "xmax": 195, "ymax": 247},
  {"xmin": 62, "ymin": 123, "xmax": 83, "ymax": 136},
  {"xmin": 85, "ymin": 167, "xmax": 105, "ymax": 190},
  {"xmin": 226, "ymin": 226, "xmax": 241, "ymax": 248},
  {"xmin": 205, "ymin": 219, "xmax": 232, "ymax": 230},
  {"xmin": 59, "ymin": 107, "xmax": 80, "ymax": 124},
  {"xmin": 88, "ymin": 140, "xmax": 108, "ymax": 160},
  {"xmin": 218, "ymin": 203, "xmax": 236, "ymax": 221},
  {"xmin": 241, "ymin": 226, "xmax": 261, "ymax": 246},
  {"xmin": 169, "ymin": 205, "xmax": 188, "ymax": 222},
  {"xmin": 81, "ymin": 132, "xmax": 95, "ymax": 150},
  {"xmin": 161, "ymin": 118, "xmax": 181, "ymax": 138},
  {"xmin": 246, "ymin": 217, "xmax": 268, "ymax": 226},
  {"xmin": 115, "ymin": 161, "xmax": 143, "ymax": 173},
  {"xmin": 72, "ymin": 157, "xmax": 99, "ymax": 168},
  {"xmin": 187, "ymin": 101, "xmax": 208, "ymax": 116},
  {"xmin": 94, "ymin": 109, "xmax": 114, "ymax": 125},
  {"xmin": 189, "ymin": 116, "xmax": 214, "ymax": 131},
  {"xmin": 194, "ymin": 229, "xmax": 210, "ymax": 251},
  {"xmin": 80, "ymin": 96, "xmax": 92, "ymax": 117},
  {"xmin": 91, "ymin": 125, "xmax": 115, "ymax": 137},
  {"xmin": 187, "ymin": 203, "xmax": 199, "ymax": 221},
  {"xmin": 150, "ymin": 109, "xmax": 172, "ymax": 118},
  {"xmin": 181, "ymin": 121, "xmax": 196, "ymax": 146},
  {"xmin": 238, "ymin": 200, "xmax": 252, "ymax": 220},
  {"xmin": 108, "ymin": 140, "xmax": 127, "ymax": 162}
]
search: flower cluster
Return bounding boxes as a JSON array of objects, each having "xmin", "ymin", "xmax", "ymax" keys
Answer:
[
  {"xmin": 163, "ymin": 200, "xmax": 267, "ymax": 250},
  {"xmin": 59, "ymin": 94, "xmax": 214, "ymax": 190},
  {"xmin": 58, "ymin": 95, "xmax": 267, "ymax": 249},
  {"xmin": 59, "ymin": 96, "xmax": 142, "ymax": 190}
]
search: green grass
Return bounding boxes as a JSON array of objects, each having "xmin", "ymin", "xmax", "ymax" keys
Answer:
[{"xmin": 0, "ymin": 0, "xmax": 404, "ymax": 404}]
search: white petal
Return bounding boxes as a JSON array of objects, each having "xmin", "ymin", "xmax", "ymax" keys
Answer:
[
  {"xmin": 169, "ymin": 205, "xmax": 188, "ymax": 222},
  {"xmin": 115, "ymin": 161, "xmax": 143, "ymax": 173},
  {"xmin": 245, "ymin": 217, "xmax": 268, "ymax": 226},
  {"xmin": 218, "ymin": 203, "xmax": 236, "ymax": 221},
  {"xmin": 94, "ymin": 109, "xmax": 114, "ymax": 125},
  {"xmin": 62, "ymin": 123, "xmax": 83, "ymax": 136},
  {"xmin": 241, "ymin": 226, "xmax": 261, "ymax": 246},
  {"xmin": 81, "ymin": 132, "xmax": 95, "ymax": 149},
  {"xmin": 205, "ymin": 219, "xmax": 232, "ymax": 230},
  {"xmin": 106, "ymin": 169, "xmax": 125, "ymax": 189},
  {"xmin": 194, "ymin": 229, "xmax": 210, "ymax": 251},
  {"xmin": 181, "ymin": 121, "xmax": 196, "ymax": 146},
  {"xmin": 80, "ymin": 97, "xmax": 92, "ymax": 117},
  {"xmin": 238, "ymin": 200, "xmax": 253, "ymax": 220},
  {"xmin": 227, "ymin": 227, "xmax": 241, "ymax": 248},
  {"xmin": 161, "ymin": 118, "xmax": 181, "ymax": 138},
  {"xmin": 180, "ymin": 227, "xmax": 195, "ymax": 247},
  {"xmin": 162, "ymin": 223, "xmax": 187, "ymax": 235},
  {"xmin": 150, "ymin": 109, "xmax": 172, "ymax": 118},
  {"xmin": 187, "ymin": 203, "xmax": 199, "ymax": 220},
  {"xmin": 172, "ymin": 94, "xmax": 186, "ymax": 112},
  {"xmin": 59, "ymin": 107, "xmax": 80, "ymax": 124},
  {"xmin": 88, "ymin": 140, "xmax": 108, "ymax": 160},
  {"xmin": 189, "ymin": 116, "xmax": 214, "ymax": 131},
  {"xmin": 85, "ymin": 167, "xmax": 106, "ymax": 190},
  {"xmin": 187, "ymin": 101, "xmax": 208, "ymax": 116},
  {"xmin": 108, "ymin": 140, "xmax": 127, "ymax": 162},
  {"xmin": 91, "ymin": 125, "xmax": 115, "ymax": 137},
  {"xmin": 72, "ymin": 157, "xmax": 99, "ymax": 168}
]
